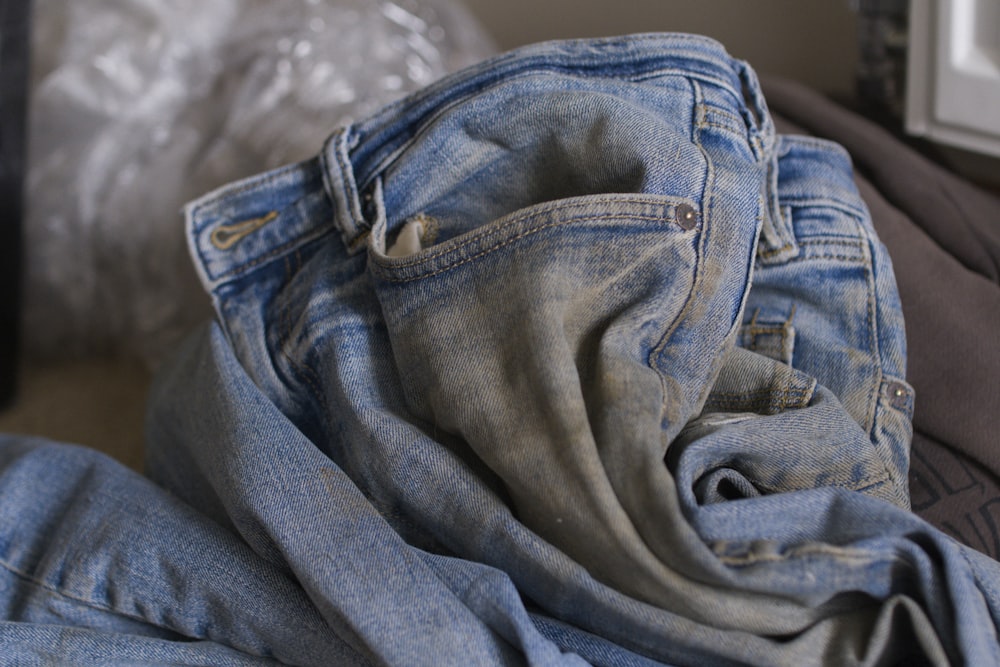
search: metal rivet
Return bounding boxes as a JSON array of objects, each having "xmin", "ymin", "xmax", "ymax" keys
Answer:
[
  {"xmin": 888, "ymin": 382, "xmax": 910, "ymax": 410},
  {"xmin": 675, "ymin": 203, "xmax": 699, "ymax": 230}
]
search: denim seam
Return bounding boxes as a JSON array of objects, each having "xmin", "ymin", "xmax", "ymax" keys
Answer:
[
  {"xmin": 871, "ymin": 394, "xmax": 910, "ymax": 500},
  {"xmin": 0, "ymin": 558, "xmax": 272, "ymax": 655},
  {"xmin": 277, "ymin": 251, "xmax": 329, "ymax": 418},
  {"xmin": 796, "ymin": 239, "xmax": 865, "ymax": 248},
  {"xmin": 860, "ymin": 233, "xmax": 880, "ymax": 436},
  {"xmin": 190, "ymin": 161, "xmax": 307, "ymax": 212},
  {"xmin": 781, "ymin": 197, "xmax": 868, "ymax": 219},
  {"xmin": 697, "ymin": 102, "xmax": 744, "ymax": 125},
  {"xmin": 714, "ymin": 545, "xmax": 888, "ymax": 567},
  {"xmin": 777, "ymin": 135, "xmax": 852, "ymax": 160},
  {"xmin": 631, "ymin": 67, "xmax": 739, "ymax": 94},
  {"xmin": 699, "ymin": 119, "xmax": 741, "ymax": 130},
  {"xmin": 372, "ymin": 210, "xmax": 688, "ymax": 283},
  {"xmin": 707, "ymin": 386, "xmax": 811, "ymax": 401},
  {"xmin": 696, "ymin": 107, "xmax": 750, "ymax": 141},
  {"xmin": 705, "ymin": 390, "xmax": 812, "ymax": 412},
  {"xmin": 0, "ymin": 558, "xmax": 152, "ymax": 625},
  {"xmin": 337, "ymin": 127, "xmax": 365, "ymax": 239},
  {"xmin": 757, "ymin": 242, "xmax": 796, "ymax": 260},
  {"xmin": 707, "ymin": 386, "xmax": 811, "ymax": 398},
  {"xmin": 699, "ymin": 106, "xmax": 741, "ymax": 124},
  {"xmin": 374, "ymin": 195, "xmax": 686, "ymax": 269},
  {"xmin": 780, "ymin": 252, "xmax": 865, "ymax": 266},
  {"xmin": 648, "ymin": 77, "xmax": 708, "ymax": 389},
  {"xmin": 835, "ymin": 223, "xmax": 900, "ymax": 503},
  {"xmin": 319, "ymin": 133, "xmax": 343, "ymax": 228},
  {"xmin": 762, "ymin": 238, "xmax": 863, "ymax": 257},
  {"xmin": 863, "ymin": 236, "xmax": 912, "ymax": 504},
  {"xmin": 697, "ymin": 120, "xmax": 749, "ymax": 138},
  {"xmin": 750, "ymin": 471, "xmax": 888, "ymax": 496}
]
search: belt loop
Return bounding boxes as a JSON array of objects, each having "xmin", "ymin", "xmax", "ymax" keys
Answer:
[
  {"xmin": 756, "ymin": 151, "xmax": 799, "ymax": 264},
  {"xmin": 735, "ymin": 58, "xmax": 775, "ymax": 159},
  {"xmin": 735, "ymin": 59, "xmax": 796, "ymax": 263},
  {"xmin": 320, "ymin": 126, "xmax": 370, "ymax": 254}
]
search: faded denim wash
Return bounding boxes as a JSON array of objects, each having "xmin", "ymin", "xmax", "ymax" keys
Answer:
[
  {"xmin": 173, "ymin": 33, "xmax": 997, "ymax": 664},
  {"xmin": 0, "ymin": 33, "xmax": 997, "ymax": 666}
]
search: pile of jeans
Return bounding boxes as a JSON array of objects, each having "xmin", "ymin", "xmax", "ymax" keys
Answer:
[{"xmin": 1, "ymin": 34, "xmax": 998, "ymax": 665}]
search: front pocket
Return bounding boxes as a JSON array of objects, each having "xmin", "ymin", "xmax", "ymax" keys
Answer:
[
  {"xmin": 367, "ymin": 193, "xmax": 706, "ymax": 547},
  {"xmin": 369, "ymin": 194, "xmax": 700, "ymax": 284}
]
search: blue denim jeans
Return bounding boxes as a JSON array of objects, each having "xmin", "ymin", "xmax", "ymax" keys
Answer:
[
  {"xmin": 681, "ymin": 132, "xmax": 913, "ymax": 511},
  {"xmin": 2, "ymin": 33, "xmax": 999, "ymax": 665}
]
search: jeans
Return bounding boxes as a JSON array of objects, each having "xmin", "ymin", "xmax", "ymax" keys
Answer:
[
  {"xmin": 683, "ymin": 133, "xmax": 913, "ymax": 511},
  {"xmin": 2, "ymin": 33, "xmax": 999, "ymax": 665}
]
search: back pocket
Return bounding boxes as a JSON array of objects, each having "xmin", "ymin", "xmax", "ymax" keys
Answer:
[{"xmin": 671, "ymin": 346, "xmax": 901, "ymax": 508}]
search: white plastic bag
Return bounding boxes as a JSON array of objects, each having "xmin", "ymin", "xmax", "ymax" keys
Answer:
[{"xmin": 24, "ymin": 0, "xmax": 495, "ymax": 363}]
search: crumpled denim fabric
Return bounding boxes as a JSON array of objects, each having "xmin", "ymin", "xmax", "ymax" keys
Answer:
[
  {"xmin": 685, "ymin": 132, "xmax": 913, "ymax": 511},
  {"xmin": 165, "ymin": 32, "xmax": 999, "ymax": 664},
  {"xmin": 0, "ymin": 435, "xmax": 367, "ymax": 665},
  {"xmin": 1, "ymin": 33, "xmax": 999, "ymax": 666}
]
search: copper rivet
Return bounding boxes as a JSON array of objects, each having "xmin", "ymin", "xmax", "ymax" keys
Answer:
[{"xmin": 675, "ymin": 203, "xmax": 699, "ymax": 230}]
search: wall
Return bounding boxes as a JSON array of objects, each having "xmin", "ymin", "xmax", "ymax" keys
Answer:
[{"xmin": 457, "ymin": 0, "xmax": 860, "ymax": 96}]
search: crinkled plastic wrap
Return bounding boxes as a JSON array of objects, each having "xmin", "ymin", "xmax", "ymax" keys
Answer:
[{"xmin": 24, "ymin": 0, "xmax": 495, "ymax": 363}]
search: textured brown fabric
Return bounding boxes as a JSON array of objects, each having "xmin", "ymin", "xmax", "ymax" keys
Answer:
[{"xmin": 763, "ymin": 75, "xmax": 1000, "ymax": 559}]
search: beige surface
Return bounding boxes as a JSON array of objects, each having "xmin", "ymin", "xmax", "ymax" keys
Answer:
[
  {"xmin": 0, "ymin": 357, "xmax": 151, "ymax": 470},
  {"xmin": 458, "ymin": 0, "xmax": 859, "ymax": 96}
]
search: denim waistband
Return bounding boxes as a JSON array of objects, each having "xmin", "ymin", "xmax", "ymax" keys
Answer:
[
  {"xmin": 320, "ymin": 32, "xmax": 775, "ymax": 252},
  {"xmin": 187, "ymin": 33, "xmax": 776, "ymax": 292}
]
